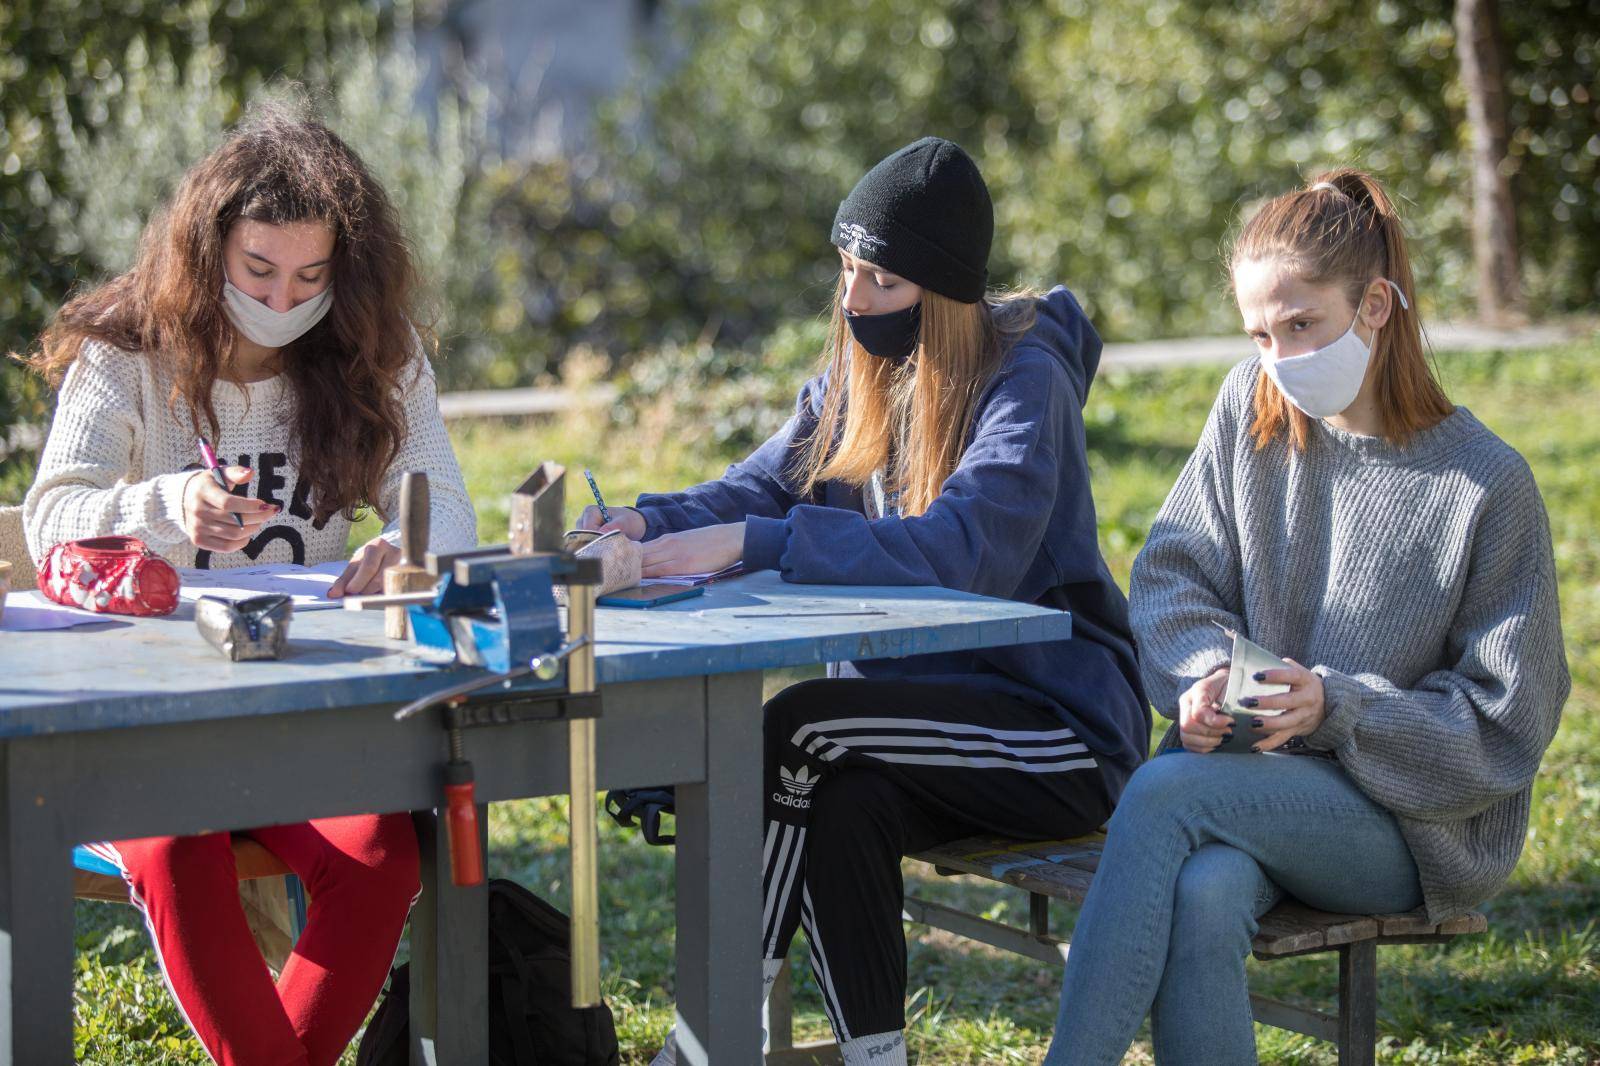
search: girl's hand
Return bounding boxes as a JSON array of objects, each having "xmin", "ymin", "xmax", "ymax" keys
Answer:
[
  {"xmin": 182, "ymin": 466, "xmax": 278, "ymax": 553},
  {"xmin": 1177, "ymin": 666, "xmax": 1234, "ymax": 753},
  {"xmin": 328, "ymin": 536, "xmax": 402, "ymax": 597},
  {"xmin": 1242, "ymin": 659, "xmax": 1326, "ymax": 751},
  {"xmin": 640, "ymin": 523, "xmax": 744, "ymax": 578},
  {"xmin": 577, "ymin": 505, "xmax": 646, "ymax": 541}
]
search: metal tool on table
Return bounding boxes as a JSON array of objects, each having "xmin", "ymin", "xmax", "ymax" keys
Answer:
[
  {"xmin": 195, "ymin": 593, "xmax": 294, "ymax": 660},
  {"xmin": 383, "ymin": 471, "xmax": 434, "ymax": 640},
  {"xmin": 347, "ymin": 461, "xmax": 606, "ymax": 1007}
]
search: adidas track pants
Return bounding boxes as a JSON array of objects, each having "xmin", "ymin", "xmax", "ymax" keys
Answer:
[{"xmin": 762, "ymin": 677, "xmax": 1114, "ymax": 1044}]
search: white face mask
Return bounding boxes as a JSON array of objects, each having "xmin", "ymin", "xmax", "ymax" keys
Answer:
[
  {"xmin": 1260, "ymin": 279, "xmax": 1409, "ymax": 419},
  {"xmin": 222, "ymin": 280, "xmax": 333, "ymax": 348}
]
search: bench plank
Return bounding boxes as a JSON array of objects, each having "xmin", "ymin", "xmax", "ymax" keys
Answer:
[
  {"xmin": 1252, "ymin": 910, "xmax": 1330, "ymax": 956},
  {"xmin": 916, "ymin": 836, "xmax": 1106, "ymax": 903},
  {"xmin": 912, "ymin": 835, "xmax": 1483, "ymax": 958},
  {"xmin": 1253, "ymin": 902, "xmax": 1379, "ymax": 958},
  {"xmin": 1373, "ymin": 908, "xmax": 1487, "ymax": 937}
]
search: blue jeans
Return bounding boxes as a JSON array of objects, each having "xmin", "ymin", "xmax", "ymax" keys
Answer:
[{"xmin": 1044, "ymin": 751, "xmax": 1423, "ymax": 1066}]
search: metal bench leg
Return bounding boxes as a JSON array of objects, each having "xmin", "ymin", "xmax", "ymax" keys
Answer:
[
  {"xmin": 1030, "ymin": 892, "xmax": 1050, "ymax": 937},
  {"xmin": 1337, "ymin": 940, "xmax": 1378, "ymax": 1066}
]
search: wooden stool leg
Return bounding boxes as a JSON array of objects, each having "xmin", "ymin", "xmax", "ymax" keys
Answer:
[
  {"xmin": 1337, "ymin": 940, "xmax": 1378, "ymax": 1066},
  {"xmin": 237, "ymin": 877, "xmax": 296, "ymax": 974},
  {"xmin": 768, "ymin": 959, "xmax": 794, "ymax": 1051}
]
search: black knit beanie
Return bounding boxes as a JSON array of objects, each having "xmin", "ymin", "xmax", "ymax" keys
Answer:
[{"xmin": 831, "ymin": 136, "xmax": 993, "ymax": 304}]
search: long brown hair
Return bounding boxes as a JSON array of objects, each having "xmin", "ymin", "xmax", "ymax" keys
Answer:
[
  {"xmin": 22, "ymin": 100, "xmax": 426, "ymax": 524},
  {"xmin": 1229, "ymin": 167, "xmax": 1452, "ymax": 450},
  {"xmin": 794, "ymin": 283, "xmax": 1039, "ymax": 517}
]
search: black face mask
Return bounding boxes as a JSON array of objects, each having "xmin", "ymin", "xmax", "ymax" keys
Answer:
[{"xmin": 845, "ymin": 302, "xmax": 921, "ymax": 363}]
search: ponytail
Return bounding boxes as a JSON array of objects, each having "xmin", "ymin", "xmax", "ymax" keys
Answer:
[{"xmin": 1230, "ymin": 168, "xmax": 1453, "ymax": 449}]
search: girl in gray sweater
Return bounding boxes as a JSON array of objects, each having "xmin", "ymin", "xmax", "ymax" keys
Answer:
[{"xmin": 1045, "ymin": 169, "xmax": 1568, "ymax": 1065}]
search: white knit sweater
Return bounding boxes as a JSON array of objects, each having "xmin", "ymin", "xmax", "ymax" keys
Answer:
[{"xmin": 24, "ymin": 340, "xmax": 477, "ymax": 569}]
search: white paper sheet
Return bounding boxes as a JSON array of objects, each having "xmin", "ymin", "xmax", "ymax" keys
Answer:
[
  {"xmin": 0, "ymin": 590, "xmax": 112, "ymax": 631},
  {"xmin": 176, "ymin": 562, "xmax": 350, "ymax": 611},
  {"xmin": 649, "ymin": 562, "xmax": 745, "ymax": 587}
]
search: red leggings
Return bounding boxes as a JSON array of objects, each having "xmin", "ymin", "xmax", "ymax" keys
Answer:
[{"xmin": 105, "ymin": 814, "xmax": 419, "ymax": 1066}]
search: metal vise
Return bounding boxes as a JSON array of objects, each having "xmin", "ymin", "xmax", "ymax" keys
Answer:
[
  {"xmin": 408, "ymin": 549, "xmax": 600, "ymax": 677},
  {"xmin": 361, "ymin": 462, "xmax": 608, "ymax": 1009},
  {"xmin": 407, "ymin": 460, "xmax": 600, "ymax": 680}
]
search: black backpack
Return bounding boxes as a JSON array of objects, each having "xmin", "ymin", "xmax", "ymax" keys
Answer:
[{"xmin": 355, "ymin": 878, "xmax": 621, "ymax": 1066}]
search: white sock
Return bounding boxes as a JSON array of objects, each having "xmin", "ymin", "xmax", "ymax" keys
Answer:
[
  {"xmin": 841, "ymin": 1030, "xmax": 907, "ymax": 1066},
  {"xmin": 759, "ymin": 957, "xmax": 785, "ymax": 1053},
  {"xmin": 654, "ymin": 959, "xmax": 787, "ymax": 1066}
]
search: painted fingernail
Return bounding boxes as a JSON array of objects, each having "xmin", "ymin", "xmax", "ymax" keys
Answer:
[
  {"xmin": 1241, "ymin": 697, "xmax": 1259, "ymax": 708},
  {"xmin": 1250, "ymin": 745, "xmax": 1262, "ymax": 753},
  {"xmin": 1252, "ymin": 671, "xmax": 1268, "ymax": 682},
  {"xmin": 1251, "ymin": 718, "xmax": 1264, "ymax": 729}
]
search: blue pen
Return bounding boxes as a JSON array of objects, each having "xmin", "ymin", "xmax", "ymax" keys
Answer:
[{"xmin": 583, "ymin": 468, "xmax": 612, "ymax": 526}]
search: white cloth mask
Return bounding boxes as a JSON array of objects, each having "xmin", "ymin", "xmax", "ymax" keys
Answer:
[
  {"xmin": 222, "ymin": 281, "xmax": 333, "ymax": 348},
  {"xmin": 1261, "ymin": 279, "xmax": 1409, "ymax": 419}
]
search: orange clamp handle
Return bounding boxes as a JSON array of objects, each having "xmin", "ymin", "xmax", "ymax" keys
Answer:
[{"xmin": 443, "ymin": 764, "xmax": 483, "ymax": 887}]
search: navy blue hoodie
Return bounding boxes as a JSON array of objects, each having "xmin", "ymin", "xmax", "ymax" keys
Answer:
[{"xmin": 633, "ymin": 286, "xmax": 1151, "ymax": 789}]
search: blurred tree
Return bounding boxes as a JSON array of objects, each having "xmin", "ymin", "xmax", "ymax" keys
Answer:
[
  {"xmin": 0, "ymin": 0, "xmax": 538, "ymax": 500},
  {"xmin": 589, "ymin": 0, "xmax": 1048, "ymax": 349},
  {"xmin": 0, "ymin": 0, "xmax": 389, "ymax": 488},
  {"xmin": 1494, "ymin": 0, "xmax": 1599, "ymax": 317},
  {"xmin": 3, "ymin": 0, "xmax": 1596, "ymax": 433},
  {"xmin": 581, "ymin": 0, "xmax": 1597, "ymax": 348},
  {"xmin": 1455, "ymin": 0, "xmax": 1525, "ymax": 322}
]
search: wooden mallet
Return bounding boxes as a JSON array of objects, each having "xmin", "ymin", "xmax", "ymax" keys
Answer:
[{"xmin": 384, "ymin": 471, "xmax": 433, "ymax": 640}]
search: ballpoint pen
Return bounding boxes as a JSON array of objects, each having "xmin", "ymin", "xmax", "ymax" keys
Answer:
[
  {"xmin": 583, "ymin": 468, "xmax": 612, "ymax": 526},
  {"xmin": 197, "ymin": 437, "xmax": 245, "ymax": 527}
]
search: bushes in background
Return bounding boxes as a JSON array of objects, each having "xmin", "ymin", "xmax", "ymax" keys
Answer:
[{"xmin": 2, "ymin": 0, "xmax": 1595, "ymax": 491}]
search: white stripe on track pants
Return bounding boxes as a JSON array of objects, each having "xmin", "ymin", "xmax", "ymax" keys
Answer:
[{"xmin": 762, "ymin": 677, "xmax": 1113, "ymax": 1043}]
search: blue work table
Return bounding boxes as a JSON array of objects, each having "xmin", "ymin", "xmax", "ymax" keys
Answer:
[{"xmin": 0, "ymin": 570, "xmax": 1072, "ymax": 1064}]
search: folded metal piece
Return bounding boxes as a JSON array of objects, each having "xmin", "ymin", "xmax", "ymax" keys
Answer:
[
  {"xmin": 561, "ymin": 528, "xmax": 642, "ymax": 597},
  {"xmin": 195, "ymin": 593, "xmax": 293, "ymax": 661}
]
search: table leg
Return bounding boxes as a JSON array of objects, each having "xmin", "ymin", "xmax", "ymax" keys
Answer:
[
  {"xmin": 0, "ymin": 739, "xmax": 75, "ymax": 1065},
  {"xmin": 672, "ymin": 671, "xmax": 764, "ymax": 1064},
  {"xmin": 410, "ymin": 806, "xmax": 489, "ymax": 1066}
]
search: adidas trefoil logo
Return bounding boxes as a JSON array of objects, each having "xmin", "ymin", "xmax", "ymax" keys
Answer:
[
  {"xmin": 773, "ymin": 764, "xmax": 818, "ymax": 809},
  {"xmin": 781, "ymin": 765, "xmax": 818, "ymax": 797}
]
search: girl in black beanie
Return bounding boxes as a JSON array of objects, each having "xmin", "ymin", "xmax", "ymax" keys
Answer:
[{"xmin": 583, "ymin": 138, "xmax": 1147, "ymax": 1066}]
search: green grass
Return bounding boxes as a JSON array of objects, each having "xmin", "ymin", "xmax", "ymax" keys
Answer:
[{"xmin": 65, "ymin": 338, "xmax": 1600, "ymax": 1063}]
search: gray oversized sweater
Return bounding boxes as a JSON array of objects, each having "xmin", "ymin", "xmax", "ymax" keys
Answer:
[{"xmin": 1129, "ymin": 357, "xmax": 1569, "ymax": 922}]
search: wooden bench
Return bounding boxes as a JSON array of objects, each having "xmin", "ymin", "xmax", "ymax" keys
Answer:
[{"xmin": 767, "ymin": 833, "xmax": 1485, "ymax": 1066}]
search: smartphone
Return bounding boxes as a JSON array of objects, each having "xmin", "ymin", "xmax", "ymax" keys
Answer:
[
  {"xmin": 597, "ymin": 583, "xmax": 706, "ymax": 609},
  {"xmin": 1214, "ymin": 711, "xmax": 1273, "ymax": 753}
]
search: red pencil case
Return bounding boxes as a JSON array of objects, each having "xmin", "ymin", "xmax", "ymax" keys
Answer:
[{"xmin": 37, "ymin": 536, "xmax": 181, "ymax": 617}]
